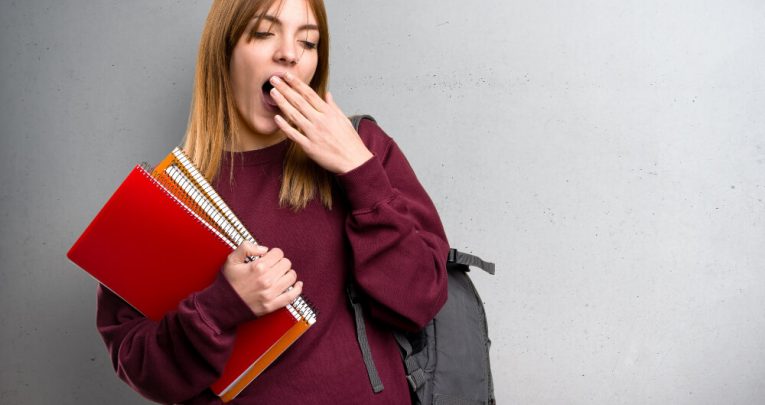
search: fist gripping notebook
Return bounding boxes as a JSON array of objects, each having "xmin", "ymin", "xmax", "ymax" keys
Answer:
[{"xmin": 67, "ymin": 148, "xmax": 316, "ymax": 402}]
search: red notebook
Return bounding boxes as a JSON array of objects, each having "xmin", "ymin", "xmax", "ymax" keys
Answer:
[{"xmin": 68, "ymin": 157, "xmax": 315, "ymax": 401}]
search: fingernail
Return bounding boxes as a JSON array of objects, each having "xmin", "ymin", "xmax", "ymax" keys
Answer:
[
  {"xmin": 270, "ymin": 88, "xmax": 280, "ymax": 97},
  {"xmin": 270, "ymin": 75, "xmax": 281, "ymax": 84},
  {"xmin": 284, "ymin": 72, "xmax": 292, "ymax": 81}
]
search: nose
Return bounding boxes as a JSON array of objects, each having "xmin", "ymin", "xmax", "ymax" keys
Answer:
[{"xmin": 273, "ymin": 36, "xmax": 299, "ymax": 66}]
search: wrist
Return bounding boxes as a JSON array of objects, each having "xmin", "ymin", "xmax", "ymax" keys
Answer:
[
  {"xmin": 340, "ymin": 150, "xmax": 374, "ymax": 174},
  {"xmin": 336, "ymin": 154, "xmax": 395, "ymax": 210}
]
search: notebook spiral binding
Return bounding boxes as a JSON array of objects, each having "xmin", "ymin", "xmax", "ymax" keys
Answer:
[
  {"xmin": 170, "ymin": 148, "xmax": 254, "ymax": 243},
  {"xmin": 292, "ymin": 296, "xmax": 317, "ymax": 325},
  {"xmin": 151, "ymin": 148, "xmax": 317, "ymax": 325},
  {"xmin": 164, "ymin": 164, "xmax": 246, "ymax": 246}
]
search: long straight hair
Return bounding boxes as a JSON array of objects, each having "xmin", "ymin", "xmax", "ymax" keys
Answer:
[{"xmin": 183, "ymin": 0, "xmax": 332, "ymax": 210}]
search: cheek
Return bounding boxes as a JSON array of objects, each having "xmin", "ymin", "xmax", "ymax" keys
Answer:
[
  {"xmin": 231, "ymin": 43, "xmax": 271, "ymax": 89},
  {"xmin": 299, "ymin": 55, "xmax": 319, "ymax": 88},
  {"xmin": 231, "ymin": 58, "xmax": 256, "ymax": 98}
]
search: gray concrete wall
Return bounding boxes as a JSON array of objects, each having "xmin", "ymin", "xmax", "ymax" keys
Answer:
[{"xmin": 1, "ymin": 1, "xmax": 764, "ymax": 403}]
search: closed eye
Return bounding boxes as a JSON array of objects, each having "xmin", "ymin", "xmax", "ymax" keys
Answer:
[
  {"xmin": 300, "ymin": 40, "xmax": 317, "ymax": 50},
  {"xmin": 251, "ymin": 31, "xmax": 316, "ymax": 50},
  {"xmin": 252, "ymin": 31, "xmax": 274, "ymax": 39}
]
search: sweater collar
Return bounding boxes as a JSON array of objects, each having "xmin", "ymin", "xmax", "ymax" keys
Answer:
[{"xmin": 223, "ymin": 138, "xmax": 290, "ymax": 167}]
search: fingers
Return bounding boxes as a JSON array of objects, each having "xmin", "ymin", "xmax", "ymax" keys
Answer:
[
  {"xmin": 267, "ymin": 281, "xmax": 304, "ymax": 312},
  {"xmin": 223, "ymin": 244, "xmax": 305, "ymax": 316},
  {"xmin": 270, "ymin": 74, "xmax": 320, "ymax": 122},
  {"xmin": 274, "ymin": 114, "xmax": 310, "ymax": 149},
  {"xmin": 271, "ymin": 268, "xmax": 298, "ymax": 297},
  {"xmin": 250, "ymin": 247, "xmax": 285, "ymax": 274},
  {"xmin": 262, "ymin": 264, "xmax": 301, "ymax": 312},
  {"xmin": 252, "ymin": 255, "xmax": 302, "ymax": 315},
  {"xmin": 248, "ymin": 248, "xmax": 298, "ymax": 297},
  {"xmin": 279, "ymin": 72, "xmax": 326, "ymax": 112},
  {"xmin": 230, "ymin": 241, "xmax": 267, "ymax": 264},
  {"xmin": 263, "ymin": 255, "xmax": 292, "ymax": 286},
  {"xmin": 270, "ymin": 86, "xmax": 313, "ymax": 133}
]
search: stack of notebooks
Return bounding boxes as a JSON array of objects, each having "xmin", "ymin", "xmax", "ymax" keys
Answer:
[{"xmin": 67, "ymin": 148, "xmax": 317, "ymax": 402}]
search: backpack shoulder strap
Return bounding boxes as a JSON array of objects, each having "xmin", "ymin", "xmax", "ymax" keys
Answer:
[
  {"xmin": 448, "ymin": 248, "xmax": 496, "ymax": 275},
  {"xmin": 393, "ymin": 332, "xmax": 428, "ymax": 392},
  {"xmin": 346, "ymin": 284, "xmax": 385, "ymax": 393},
  {"xmin": 349, "ymin": 114, "xmax": 377, "ymax": 131},
  {"xmin": 345, "ymin": 114, "xmax": 386, "ymax": 394}
]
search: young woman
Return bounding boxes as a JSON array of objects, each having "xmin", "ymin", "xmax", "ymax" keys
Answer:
[{"xmin": 96, "ymin": 0, "xmax": 449, "ymax": 403}]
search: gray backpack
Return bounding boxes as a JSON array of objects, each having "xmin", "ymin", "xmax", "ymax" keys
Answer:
[{"xmin": 348, "ymin": 115, "xmax": 497, "ymax": 405}]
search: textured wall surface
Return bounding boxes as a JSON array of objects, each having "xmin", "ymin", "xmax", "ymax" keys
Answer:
[{"xmin": 1, "ymin": 1, "xmax": 764, "ymax": 403}]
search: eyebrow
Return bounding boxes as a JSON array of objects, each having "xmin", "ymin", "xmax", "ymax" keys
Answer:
[{"xmin": 256, "ymin": 14, "xmax": 319, "ymax": 31}]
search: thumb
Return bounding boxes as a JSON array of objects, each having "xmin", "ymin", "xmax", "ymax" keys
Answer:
[{"xmin": 238, "ymin": 241, "xmax": 267, "ymax": 262}]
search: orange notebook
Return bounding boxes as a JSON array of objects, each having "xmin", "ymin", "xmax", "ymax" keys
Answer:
[{"xmin": 68, "ymin": 149, "xmax": 316, "ymax": 402}]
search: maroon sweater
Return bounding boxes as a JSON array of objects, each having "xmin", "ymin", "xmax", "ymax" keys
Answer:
[{"xmin": 96, "ymin": 120, "xmax": 449, "ymax": 404}]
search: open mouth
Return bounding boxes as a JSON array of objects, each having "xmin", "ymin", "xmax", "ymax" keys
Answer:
[
  {"xmin": 262, "ymin": 80, "xmax": 274, "ymax": 94},
  {"xmin": 261, "ymin": 79, "xmax": 279, "ymax": 112}
]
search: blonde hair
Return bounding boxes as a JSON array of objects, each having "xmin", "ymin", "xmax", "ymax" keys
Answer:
[{"xmin": 183, "ymin": 0, "xmax": 332, "ymax": 210}]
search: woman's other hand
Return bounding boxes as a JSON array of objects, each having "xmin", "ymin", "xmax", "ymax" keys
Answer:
[
  {"xmin": 269, "ymin": 72, "xmax": 373, "ymax": 174},
  {"xmin": 221, "ymin": 241, "xmax": 303, "ymax": 317}
]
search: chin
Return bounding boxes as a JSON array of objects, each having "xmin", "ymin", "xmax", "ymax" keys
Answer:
[
  {"xmin": 252, "ymin": 118, "xmax": 280, "ymax": 135},
  {"xmin": 239, "ymin": 112, "xmax": 280, "ymax": 136}
]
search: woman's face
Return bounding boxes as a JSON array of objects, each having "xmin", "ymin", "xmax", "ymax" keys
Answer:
[{"xmin": 230, "ymin": 0, "xmax": 320, "ymax": 140}]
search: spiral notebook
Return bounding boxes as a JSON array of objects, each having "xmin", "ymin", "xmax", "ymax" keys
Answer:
[{"xmin": 67, "ymin": 148, "xmax": 316, "ymax": 402}]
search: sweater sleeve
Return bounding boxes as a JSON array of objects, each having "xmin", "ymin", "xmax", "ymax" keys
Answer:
[
  {"xmin": 96, "ymin": 273, "xmax": 257, "ymax": 403},
  {"xmin": 336, "ymin": 119, "xmax": 449, "ymax": 332}
]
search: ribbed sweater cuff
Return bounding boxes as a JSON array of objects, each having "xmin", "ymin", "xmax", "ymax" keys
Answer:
[
  {"xmin": 336, "ymin": 156, "xmax": 395, "ymax": 211},
  {"xmin": 193, "ymin": 273, "xmax": 257, "ymax": 334}
]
